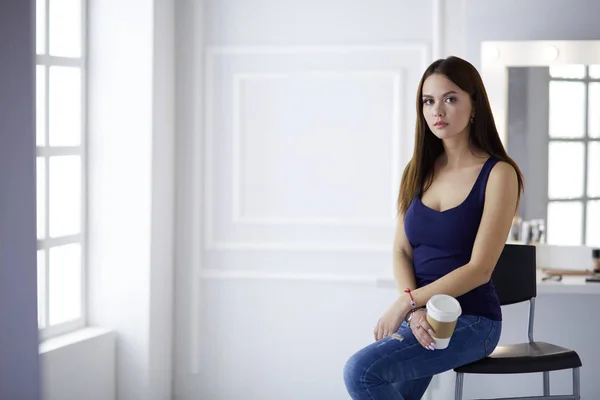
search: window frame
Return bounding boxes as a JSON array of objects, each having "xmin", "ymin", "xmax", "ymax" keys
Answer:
[
  {"xmin": 548, "ymin": 67, "xmax": 600, "ymax": 246},
  {"xmin": 36, "ymin": 0, "xmax": 88, "ymax": 341}
]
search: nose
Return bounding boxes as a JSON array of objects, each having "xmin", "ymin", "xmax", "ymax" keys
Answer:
[{"xmin": 433, "ymin": 103, "xmax": 445, "ymax": 117}]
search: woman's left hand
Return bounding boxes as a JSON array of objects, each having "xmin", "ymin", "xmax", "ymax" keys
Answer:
[
  {"xmin": 373, "ymin": 297, "xmax": 410, "ymax": 341},
  {"xmin": 409, "ymin": 309, "xmax": 436, "ymax": 350}
]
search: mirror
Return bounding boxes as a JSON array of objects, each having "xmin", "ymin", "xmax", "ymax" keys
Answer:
[{"xmin": 481, "ymin": 41, "xmax": 600, "ymax": 247}]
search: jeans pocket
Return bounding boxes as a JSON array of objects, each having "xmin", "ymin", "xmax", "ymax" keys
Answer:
[
  {"xmin": 456, "ymin": 315, "xmax": 481, "ymax": 330},
  {"xmin": 483, "ymin": 320, "xmax": 502, "ymax": 357},
  {"xmin": 449, "ymin": 315, "xmax": 482, "ymax": 350}
]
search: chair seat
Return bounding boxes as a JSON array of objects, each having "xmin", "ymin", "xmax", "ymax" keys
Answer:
[{"xmin": 454, "ymin": 341, "xmax": 582, "ymax": 374}]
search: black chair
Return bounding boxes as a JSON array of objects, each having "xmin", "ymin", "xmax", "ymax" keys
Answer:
[{"xmin": 454, "ymin": 244, "xmax": 582, "ymax": 400}]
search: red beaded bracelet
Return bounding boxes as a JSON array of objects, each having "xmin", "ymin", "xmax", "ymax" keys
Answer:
[{"xmin": 404, "ymin": 288, "xmax": 416, "ymax": 309}]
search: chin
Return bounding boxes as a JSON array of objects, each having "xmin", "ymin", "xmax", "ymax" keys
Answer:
[
  {"xmin": 431, "ymin": 126, "xmax": 468, "ymax": 141},
  {"xmin": 431, "ymin": 129, "xmax": 457, "ymax": 140}
]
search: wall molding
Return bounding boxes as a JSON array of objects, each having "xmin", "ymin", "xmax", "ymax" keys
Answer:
[
  {"xmin": 231, "ymin": 216, "xmax": 394, "ymax": 227},
  {"xmin": 204, "ymin": 44, "xmax": 428, "ymax": 251},
  {"xmin": 231, "ymin": 69, "xmax": 402, "ymax": 227},
  {"xmin": 200, "ymin": 268, "xmax": 379, "ymax": 285},
  {"xmin": 186, "ymin": 0, "xmax": 451, "ymax": 378},
  {"xmin": 205, "ymin": 44, "xmax": 430, "ymax": 56},
  {"xmin": 205, "ymin": 241, "xmax": 390, "ymax": 252}
]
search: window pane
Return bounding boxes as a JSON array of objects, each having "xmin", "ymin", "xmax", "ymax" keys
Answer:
[
  {"xmin": 549, "ymin": 81, "xmax": 586, "ymax": 138},
  {"xmin": 38, "ymin": 250, "xmax": 46, "ymax": 329},
  {"xmin": 37, "ymin": 158, "xmax": 46, "ymax": 239},
  {"xmin": 49, "ymin": 0, "xmax": 81, "ymax": 57},
  {"xmin": 36, "ymin": 66, "xmax": 46, "ymax": 146},
  {"xmin": 588, "ymin": 201, "xmax": 600, "ymax": 247},
  {"xmin": 549, "ymin": 64, "xmax": 586, "ymax": 79},
  {"xmin": 547, "ymin": 201, "xmax": 583, "ymax": 245},
  {"xmin": 588, "ymin": 142, "xmax": 600, "ymax": 197},
  {"xmin": 49, "ymin": 156, "xmax": 81, "ymax": 237},
  {"xmin": 49, "ymin": 66, "xmax": 81, "ymax": 146},
  {"xmin": 49, "ymin": 243, "xmax": 81, "ymax": 325},
  {"xmin": 36, "ymin": 0, "xmax": 46, "ymax": 54},
  {"xmin": 590, "ymin": 65, "xmax": 600, "ymax": 79},
  {"xmin": 548, "ymin": 142, "xmax": 584, "ymax": 199},
  {"xmin": 589, "ymin": 83, "xmax": 600, "ymax": 138}
]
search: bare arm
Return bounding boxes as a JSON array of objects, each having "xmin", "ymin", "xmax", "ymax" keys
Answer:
[
  {"xmin": 407, "ymin": 161, "xmax": 519, "ymax": 308},
  {"xmin": 374, "ymin": 211, "xmax": 418, "ymax": 340},
  {"xmin": 392, "ymin": 212, "xmax": 417, "ymax": 294}
]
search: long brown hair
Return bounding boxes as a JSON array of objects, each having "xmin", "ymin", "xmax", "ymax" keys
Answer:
[{"xmin": 397, "ymin": 56, "xmax": 524, "ymax": 215}]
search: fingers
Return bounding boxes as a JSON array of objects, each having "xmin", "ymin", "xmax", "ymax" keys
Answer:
[
  {"xmin": 374, "ymin": 321, "xmax": 393, "ymax": 341},
  {"xmin": 412, "ymin": 317, "xmax": 437, "ymax": 351},
  {"xmin": 379, "ymin": 326, "xmax": 391, "ymax": 341},
  {"xmin": 374, "ymin": 321, "xmax": 384, "ymax": 341},
  {"xmin": 376, "ymin": 327, "xmax": 383, "ymax": 341},
  {"xmin": 419, "ymin": 318, "xmax": 436, "ymax": 338},
  {"xmin": 413, "ymin": 325, "xmax": 432, "ymax": 349}
]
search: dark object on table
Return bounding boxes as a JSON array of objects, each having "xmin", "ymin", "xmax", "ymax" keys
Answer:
[
  {"xmin": 593, "ymin": 248, "xmax": 600, "ymax": 273},
  {"xmin": 541, "ymin": 275, "xmax": 562, "ymax": 282}
]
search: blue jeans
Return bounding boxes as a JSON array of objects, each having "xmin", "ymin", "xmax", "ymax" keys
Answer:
[{"xmin": 343, "ymin": 315, "xmax": 502, "ymax": 400}]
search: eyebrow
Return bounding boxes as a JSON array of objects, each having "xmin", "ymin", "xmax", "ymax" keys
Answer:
[{"xmin": 422, "ymin": 90, "xmax": 458, "ymax": 98}]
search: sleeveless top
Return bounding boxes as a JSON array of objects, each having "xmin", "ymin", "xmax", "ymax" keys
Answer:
[{"xmin": 404, "ymin": 156, "xmax": 502, "ymax": 321}]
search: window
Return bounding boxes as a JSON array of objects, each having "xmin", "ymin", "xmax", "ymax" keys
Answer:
[
  {"xmin": 36, "ymin": 0, "xmax": 87, "ymax": 339},
  {"xmin": 547, "ymin": 65, "xmax": 600, "ymax": 247}
]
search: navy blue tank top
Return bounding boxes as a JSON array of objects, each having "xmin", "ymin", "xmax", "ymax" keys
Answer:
[{"xmin": 404, "ymin": 156, "xmax": 502, "ymax": 321}]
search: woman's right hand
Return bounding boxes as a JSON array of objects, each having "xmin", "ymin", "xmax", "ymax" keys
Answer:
[{"xmin": 410, "ymin": 309, "xmax": 437, "ymax": 350}]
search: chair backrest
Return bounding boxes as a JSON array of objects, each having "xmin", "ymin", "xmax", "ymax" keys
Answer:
[{"xmin": 491, "ymin": 243, "xmax": 537, "ymax": 306}]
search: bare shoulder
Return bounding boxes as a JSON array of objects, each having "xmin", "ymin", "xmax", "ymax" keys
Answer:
[
  {"xmin": 485, "ymin": 160, "xmax": 519, "ymax": 212},
  {"xmin": 488, "ymin": 160, "xmax": 518, "ymax": 188}
]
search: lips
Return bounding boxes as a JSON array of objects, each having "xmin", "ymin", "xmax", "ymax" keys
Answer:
[{"xmin": 434, "ymin": 121, "xmax": 448, "ymax": 128}]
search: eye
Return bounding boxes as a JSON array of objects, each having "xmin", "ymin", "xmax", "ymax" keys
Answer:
[
  {"xmin": 422, "ymin": 99, "xmax": 433, "ymax": 105},
  {"xmin": 445, "ymin": 97, "xmax": 457, "ymax": 103}
]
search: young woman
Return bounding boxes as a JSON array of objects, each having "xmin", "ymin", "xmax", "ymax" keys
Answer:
[{"xmin": 343, "ymin": 56, "xmax": 524, "ymax": 399}]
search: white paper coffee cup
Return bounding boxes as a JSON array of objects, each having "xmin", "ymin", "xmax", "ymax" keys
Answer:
[{"xmin": 426, "ymin": 294, "xmax": 462, "ymax": 349}]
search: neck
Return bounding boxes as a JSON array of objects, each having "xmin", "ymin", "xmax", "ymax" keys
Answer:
[{"xmin": 440, "ymin": 129, "xmax": 478, "ymax": 168}]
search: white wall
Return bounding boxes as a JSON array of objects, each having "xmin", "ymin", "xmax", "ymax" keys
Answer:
[
  {"xmin": 173, "ymin": 1, "xmax": 464, "ymax": 399},
  {"xmin": 86, "ymin": 0, "xmax": 175, "ymax": 399},
  {"xmin": 171, "ymin": 1, "xmax": 600, "ymax": 399},
  {"xmin": 172, "ymin": 0, "xmax": 205, "ymax": 398}
]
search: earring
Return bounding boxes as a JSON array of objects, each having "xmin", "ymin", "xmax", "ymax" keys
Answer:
[{"xmin": 470, "ymin": 116, "xmax": 475, "ymax": 124}]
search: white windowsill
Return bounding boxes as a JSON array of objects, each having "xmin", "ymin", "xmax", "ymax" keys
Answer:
[{"xmin": 39, "ymin": 327, "xmax": 115, "ymax": 354}]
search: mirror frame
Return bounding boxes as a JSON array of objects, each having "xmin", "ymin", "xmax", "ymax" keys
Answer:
[{"xmin": 480, "ymin": 40, "xmax": 600, "ymax": 145}]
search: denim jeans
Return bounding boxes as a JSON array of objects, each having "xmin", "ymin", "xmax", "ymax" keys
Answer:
[{"xmin": 343, "ymin": 315, "xmax": 502, "ymax": 400}]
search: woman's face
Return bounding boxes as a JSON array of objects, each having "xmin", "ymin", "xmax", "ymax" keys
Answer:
[{"xmin": 421, "ymin": 73, "xmax": 474, "ymax": 140}]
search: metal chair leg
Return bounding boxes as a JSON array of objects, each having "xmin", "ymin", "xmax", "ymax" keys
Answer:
[
  {"xmin": 543, "ymin": 371, "xmax": 550, "ymax": 396},
  {"xmin": 573, "ymin": 367, "xmax": 580, "ymax": 400},
  {"xmin": 455, "ymin": 372, "xmax": 464, "ymax": 400}
]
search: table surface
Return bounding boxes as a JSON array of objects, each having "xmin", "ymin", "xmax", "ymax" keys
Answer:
[{"xmin": 374, "ymin": 270, "xmax": 600, "ymax": 295}]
